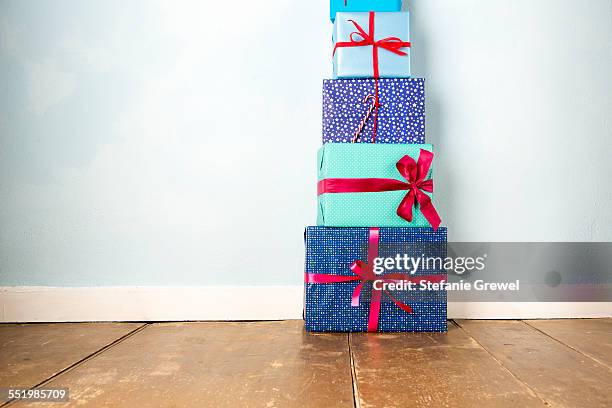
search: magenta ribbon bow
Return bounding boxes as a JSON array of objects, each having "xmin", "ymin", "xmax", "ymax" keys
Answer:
[
  {"xmin": 317, "ymin": 149, "xmax": 442, "ymax": 231},
  {"xmin": 305, "ymin": 228, "xmax": 446, "ymax": 332}
]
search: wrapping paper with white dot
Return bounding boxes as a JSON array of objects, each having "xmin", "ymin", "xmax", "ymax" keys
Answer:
[
  {"xmin": 304, "ymin": 227, "xmax": 448, "ymax": 332},
  {"xmin": 322, "ymin": 78, "xmax": 425, "ymax": 144}
]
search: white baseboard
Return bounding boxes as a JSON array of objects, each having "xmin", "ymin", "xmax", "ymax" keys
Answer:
[
  {"xmin": 0, "ymin": 286, "xmax": 303, "ymax": 323},
  {"xmin": 1, "ymin": 286, "xmax": 611, "ymax": 323},
  {"xmin": 447, "ymin": 302, "xmax": 612, "ymax": 319}
]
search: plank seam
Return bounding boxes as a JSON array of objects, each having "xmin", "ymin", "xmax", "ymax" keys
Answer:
[
  {"xmin": 348, "ymin": 334, "xmax": 360, "ymax": 408},
  {"xmin": 522, "ymin": 321, "xmax": 612, "ymax": 372},
  {"xmin": 452, "ymin": 320, "xmax": 551, "ymax": 407},
  {"xmin": 0, "ymin": 323, "xmax": 149, "ymax": 407}
]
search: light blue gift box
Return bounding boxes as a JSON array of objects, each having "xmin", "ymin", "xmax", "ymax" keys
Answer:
[
  {"xmin": 333, "ymin": 12, "xmax": 411, "ymax": 79},
  {"xmin": 330, "ymin": 0, "xmax": 403, "ymax": 23}
]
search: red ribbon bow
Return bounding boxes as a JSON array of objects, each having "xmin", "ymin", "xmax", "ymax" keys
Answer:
[
  {"xmin": 333, "ymin": 11, "xmax": 411, "ymax": 79},
  {"xmin": 318, "ymin": 149, "xmax": 442, "ymax": 231},
  {"xmin": 305, "ymin": 228, "xmax": 446, "ymax": 332}
]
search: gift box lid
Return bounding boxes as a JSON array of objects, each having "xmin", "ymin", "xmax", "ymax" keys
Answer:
[
  {"xmin": 323, "ymin": 78, "xmax": 424, "ymax": 119},
  {"xmin": 318, "ymin": 142, "xmax": 433, "ymax": 179}
]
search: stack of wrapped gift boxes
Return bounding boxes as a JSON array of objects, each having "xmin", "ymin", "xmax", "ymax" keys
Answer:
[{"xmin": 304, "ymin": 0, "xmax": 448, "ymax": 333}]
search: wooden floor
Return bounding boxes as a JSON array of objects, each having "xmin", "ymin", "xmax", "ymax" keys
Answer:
[{"xmin": 1, "ymin": 320, "xmax": 611, "ymax": 407}]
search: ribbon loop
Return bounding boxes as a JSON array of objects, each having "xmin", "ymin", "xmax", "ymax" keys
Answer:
[{"xmin": 347, "ymin": 19, "xmax": 371, "ymax": 44}]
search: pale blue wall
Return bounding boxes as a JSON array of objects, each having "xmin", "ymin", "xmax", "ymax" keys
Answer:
[{"xmin": 1, "ymin": 0, "xmax": 611, "ymax": 286}]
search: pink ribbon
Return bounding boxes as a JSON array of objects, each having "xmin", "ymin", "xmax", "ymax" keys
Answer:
[
  {"xmin": 305, "ymin": 227, "xmax": 446, "ymax": 332},
  {"xmin": 318, "ymin": 149, "xmax": 442, "ymax": 231}
]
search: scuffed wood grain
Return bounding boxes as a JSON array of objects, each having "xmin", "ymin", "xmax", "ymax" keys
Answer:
[
  {"xmin": 13, "ymin": 321, "xmax": 353, "ymax": 408},
  {"xmin": 0, "ymin": 323, "xmax": 142, "ymax": 389},
  {"xmin": 525, "ymin": 318, "xmax": 612, "ymax": 369},
  {"xmin": 458, "ymin": 320, "xmax": 612, "ymax": 407},
  {"xmin": 350, "ymin": 322, "xmax": 544, "ymax": 408}
]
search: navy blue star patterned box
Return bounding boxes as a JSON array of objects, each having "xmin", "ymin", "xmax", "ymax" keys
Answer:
[
  {"xmin": 322, "ymin": 78, "xmax": 425, "ymax": 144},
  {"xmin": 304, "ymin": 226, "xmax": 447, "ymax": 332}
]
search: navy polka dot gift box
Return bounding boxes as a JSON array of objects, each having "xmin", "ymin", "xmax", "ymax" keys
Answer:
[
  {"xmin": 304, "ymin": 227, "xmax": 447, "ymax": 332},
  {"xmin": 322, "ymin": 78, "xmax": 425, "ymax": 144}
]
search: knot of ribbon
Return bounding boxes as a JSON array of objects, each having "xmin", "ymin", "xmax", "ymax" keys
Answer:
[
  {"xmin": 317, "ymin": 149, "xmax": 442, "ymax": 231},
  {"xmin": 305, "ymin": 228, "xmax": 446, "ymax": 332},
  {"xmin": 333, "ymin": 11, "xmax": 411, "ymax": 79}
]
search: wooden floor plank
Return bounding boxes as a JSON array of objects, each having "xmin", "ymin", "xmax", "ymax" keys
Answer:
[
  {"xmin": 0, "ymin": 323, "xmax": 142, "ymax": 390},
  {"xmin": 457, "ymin": 320, "xmax": 612, "ymax": 407},
  {"xmin": 13, "ymin": 321, "xmax": 353, "ymax": 408},
  {"xmin": 350, "ymin": 322, "xmax": 545, "ymax": 408},
  {"xmin": 525, "ymin": 318, "xmax": 612, "ymax": 369}
]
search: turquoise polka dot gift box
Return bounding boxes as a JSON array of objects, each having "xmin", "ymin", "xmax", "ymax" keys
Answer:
[{"xmin": 317, "ymin": 143, "xmax": 442, "ymax": 229}]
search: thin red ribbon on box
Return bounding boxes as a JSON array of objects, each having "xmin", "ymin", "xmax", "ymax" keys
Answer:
[
  {"xmin": 333, "ymin": 12, "xmax": 411, "ymax": 143},
  {"xmin": 317, "ymin": 149, "xmax": 442, "ymax": 231},
  {"xmin": 305, "ymin": 227, "xmax": 446, "ymax": 332}
]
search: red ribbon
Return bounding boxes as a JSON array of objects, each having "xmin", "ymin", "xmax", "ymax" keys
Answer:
[
  {"xmin": 333, "ymin": 12, "xmax": 410, "ymax": 142},
  {"xmin": 305, "ymin": 227, "xmax": 446, "ymax": 332},
  {"xmin": 333, "ymin": 11, "xmax": 411, "ymax": 79},
  {"xmin": 318, "ymin": 149, "xmax": 442, "ymax": 231}
]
